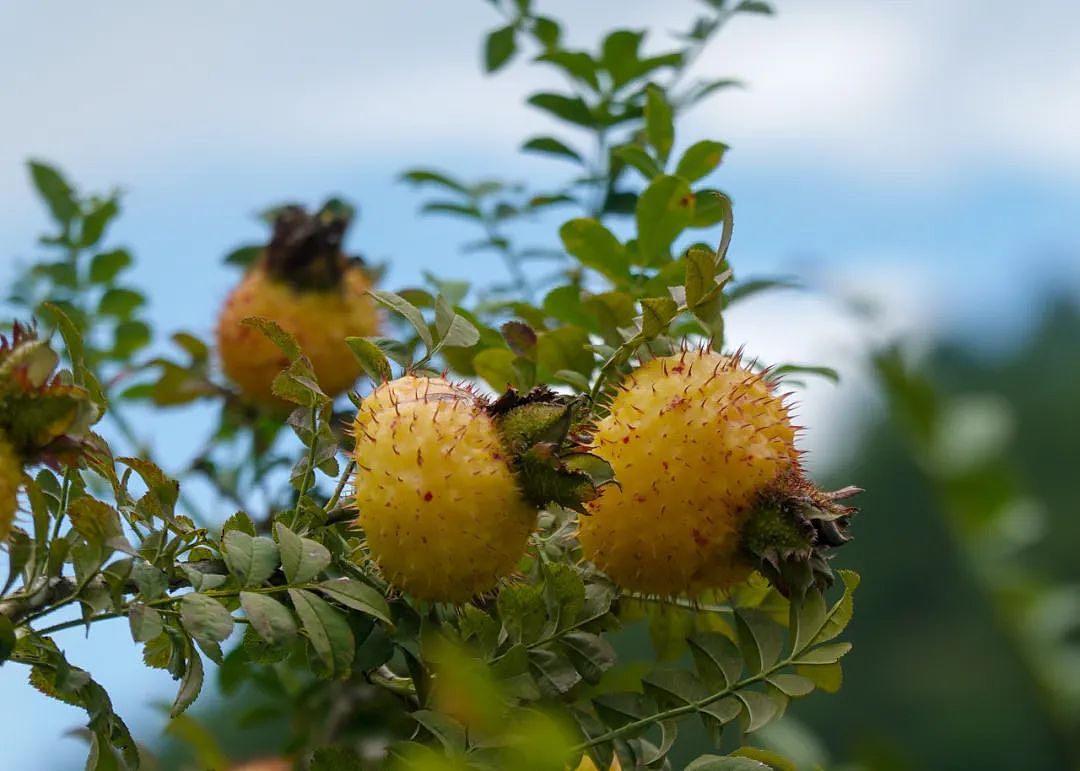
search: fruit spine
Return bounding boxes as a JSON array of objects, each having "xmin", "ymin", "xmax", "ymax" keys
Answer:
[
  {"xmin": 216, "ymin": 205, "xmax": 380, "ymax": 409},
  {"xmin": 579, "ymin": 348, "xmax": 855, "ymax": 597}
]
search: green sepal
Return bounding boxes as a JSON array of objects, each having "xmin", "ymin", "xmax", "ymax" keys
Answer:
[{"xmin": 738, "ymin": 472, "xmax": 859, "ymax": 598}]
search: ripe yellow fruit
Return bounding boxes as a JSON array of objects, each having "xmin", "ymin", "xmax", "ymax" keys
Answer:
[
  {"xmin": 0, "ymin": 433, "xmax": 20, "ymax": 541},
  {"xmin": 579, "ymin": 350, "xmax": 800, "ymax": 596},
  {"xmin": 352, "ymin": 376, "xmax": 537, "ymax": 603},
  {"xmin": 216, "ymin": 206, "xmax": 380, "ymax": 409},
  {"xmin": 217, "ymin": 264, "xmax": 378, "ymax": 408}
]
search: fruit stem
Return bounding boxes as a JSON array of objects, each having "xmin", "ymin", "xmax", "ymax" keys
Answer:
[
  {"xmin": 325, "ymin": 459, "xmax": 355, "ymax": 513},
  {"xmin": 293, "ymin": 406, "xmax": 321, "ymax": 518}
]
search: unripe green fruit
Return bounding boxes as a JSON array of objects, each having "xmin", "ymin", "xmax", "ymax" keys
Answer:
[
  {"xmin": 352, "ymin": 376, "xmax": 537, "ymax": 603},
  {"xmin": 579, "ymin": 350, "xmax": 800, "ymax": 595}
]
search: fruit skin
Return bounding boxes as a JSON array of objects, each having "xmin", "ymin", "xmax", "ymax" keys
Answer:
[
  {"xmin": 0, "ymin": 432, "xmax": 20, "ymax": 542},
  {"xmin": 578, "ymin": 350, "xmax": 800, "ymax": 596},
  {"xmin": 352, "ymin": 376, "xmax": 537, "ymax": 603},
  {"xmin": 216, "ymin": 205, "xmax": 380, "ymax": 409},
  {"xmin": 217, "ymin": 263, "xmax": 378, "ymax": 408}
]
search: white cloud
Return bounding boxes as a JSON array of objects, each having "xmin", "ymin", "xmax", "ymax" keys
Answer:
[
  {"xmin": 686, "ymin": 0, "xmax": 1080, "ymax": 179},
  {"xmin": 724, "ymin": 258, "xmax": 937, "ymax": 473}
]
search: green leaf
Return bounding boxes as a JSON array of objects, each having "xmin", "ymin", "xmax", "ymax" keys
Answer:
[
  {"xmin": 684, "ymin": 246, "xmax": 722, "ymax": 308},
  {"xmin": 685, "ymin": 756, "xmax": 772, "ymax": 771},
  {"xmin": 583, "ymin": 291, "xmax": 636, "ymax": 345},
  {"xmin": 688, "ymin": 632, "xmax": 743, "ymax": 690},
  {"xmin": 791, "ymin": 589, "xmax": 827, "ymax": 655},
  {"xmin": 592, "ymin": 691, "xmax": 654, "ymax": 728},
  {"xmin": 44, "ymin": 301, "xmax": 85, "ymax": 375},
  {"xmin": 88, "ymin": 249, "xmax": 132, "ymax": 283},
  {"xmin": 98, "ymin": 287, "xmax": 145, "ymax": 319},
  {"xmin": 735, "ymin": 609, "xmax": 786, "ymax": 674},
  {"xmin": 640, "ymin": 296, "xmax": 678, "ymax": 337},
  {"xmin": 636, "ymin": 175, "xmax": 695, "ymax": 265},
  {"xmin": 67, "ymin": 498, "xmax": 123, "ymax": 544},
  {"xmin": 530, "ymin": 646, "xmax": 583, "ymax": 695},
  {"xmin": 485, "ymin": 25, "xmax": 517, "ymax": 72},
  {"xmin": 170, "ymin": 640, "xmax": 204, "ymax": 717},
  {"xmin": 422, "ymin": 201, "xmax": 482, "ymax": 219},
  {"xmin": 310, "ymin": 746, "xmax": 364, "ymax": 770},
  {"xmin": 813, "ymin": 569, "xmax": 860, "ymax": 644},
  {"xmin": 725, "ymin": 276, "xmax": 802, "ymax": 305},
  {"xmin": 499, "ymin": 583, "xmax": 547, "ymax": 644},
  {"xmin": 80, "ymin": 196, "xmax": 119, "ymax": 247},
  {"xmin": 223, "ymin": 244, "xmax": 262, "ymax": 267},
  {"xmin": 522, "ymin": 136, "xmax": 582, "ymax": 163},
  {"xmin": 344, "ymin": 337, "xmax": 392, "ymax": 381},
  {"xmin": 241, "ymin": 316, "xmax": 302, "ymax": 360},
  {"xmin": 690, "ymin": 189, "xmax": 732, "ymax": 229},
  {"xmin": 127, "ymin": 603, "xmax": 163, "ymax": 644},
  {"xmin": 474, "ymin": 348, "xmax": 519, "ymax": 391},
  {"xmin": 767, "ymin": 673, "xmax": 815, "ymax": 697},
  {"xmin": 275, "ymin": 522, "xmax": 331, "ymax": 584},
  {"xmin": 771, "ymin": 364, "xmax": 840, "ymax": 384},
  {"xmin": 642, "ymin": 667, "xmax": 710, "ymax": 707},
  {"xmin": 28, "ymin": 160, "xmax": 78, "ymax": 225},
  {"xmin": 601, "ymin": 29, "xmax": 645, "ymax": 88},
  {"xmin": 240, "ymin": 591, "xmax": 299, "ymax": 646},
  {"xmin": 559, "ymin": 219, "xmax": 628, "ymax": 282},
  {"xmin": 180, "ymin": 593, "xmax": 235, "ymax": 652},
  {"xmin": 676, "ymin": 140, "xmax": 728, "ymax": 182},
  {"xmin": 400, "ymin": 168, "xmax": 468, "ymax": 193},
  {"xmin": 794, "ymin": 662, "xmax": 843, "ymax": 693},
  {"xmin": 221, "ymin": 511, "xmax": 256, "ymax": 538},
  {"xmin": 793, "ymin": 641, "xmax": 852, "ymax": 665},
  {"xmin": 132, "ymin": 560, "xmax": 168, "ymax": 600},
  {"xmin": 613, "ymin": 144, "xmax": 662, "ymax": 180},
  {"xmin": 412, "ymin": 710, "xmax": 467, "ymax": 754},
  {"xmin": 699, "ymin": 696, "xmax": 742, "ymax": 736},
  {"xmin": 2, "ymin": 528, "xmax": 30, "ymax": 596},
  {"xmin": 369, "ymin": 289, "xmax": 433, "ymax": 350},
  {"xmin": 736, "ymin": 0, "xmax": 775, "ymax": 15},
  {"xmin": 536, "ymin": 50, "xmax": 600, "ymax": 90},
  {"xmin": 289, "ymin": 588, "xmax": 355, "ymax": 676},
  {"xmin": 0, "ymin": 615, "xmax": 15, "ymax": 664},
  {"xmin": 537, "ymin": 326, "xmax": 594, "ymax": 377},
  {"xmin": 527, "ymin": 92, "xmax": 594, "ymax": 127},
  {"xmin": 111, "ymin": 319, "xmax": 151, "ymax": 358},
  {"xmin": 642, "ymin": 719, "xmax": 679, "ymax": 765},
  {"xmin": 171, "ymin": 331, "xmax": 209, "ymax": 363},
  {"xmin": 737, "ymin": 690, "xmax": 782, "ymax": 733},
  {"xmin": 439, "ymin": 314, "xmax": 481, "ymax": 350},
  {"xmin": 316, "ymin": 578, "xmax": 393, "ymax": 625},
  {"xmin": 560, "ymin": 631, "xmax": 615, "ymax": 684},
  {"xmin": 222, "ymin": 530, "xmax": 280, "ymax": 588},
  {"xmin": 645, "ymin": 84, "xmax": 675, "ymax": 163}
]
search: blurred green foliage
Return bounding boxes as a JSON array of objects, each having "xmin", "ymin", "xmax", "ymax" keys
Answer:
[{"xmin": 789, "ymin": 298, "xmax": 1080, "ymax": 771}]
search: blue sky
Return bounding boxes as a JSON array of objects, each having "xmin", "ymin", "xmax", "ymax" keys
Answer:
[{"xmin": 1, "ymin": 1, "xmax": 1079, "ymax": 767}]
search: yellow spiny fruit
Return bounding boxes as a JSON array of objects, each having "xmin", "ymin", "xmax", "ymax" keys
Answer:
[
  {"xmin": 352, "ymin": 376, "xmax": 537, "ymax": 603},
  {"xmin": 0, "ymin": 432, "xmax": 19, "ymax": 541},
  {"xmin": 216, "ymin": 206, "xmax": 380, "ymax": 409},
  {"xmin": 579, "ymin": 350, "xmax": 800, "ymax": 596}
]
